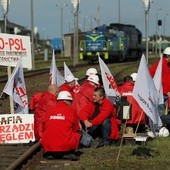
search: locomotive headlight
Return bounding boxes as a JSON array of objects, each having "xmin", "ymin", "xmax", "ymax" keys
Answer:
[{"xmin": 80, "ymin": 47, "xmax": 84, "ymax": 52}]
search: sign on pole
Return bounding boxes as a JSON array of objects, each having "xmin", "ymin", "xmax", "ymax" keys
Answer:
[{"xmin": 0, "ymin": 33, "xmax": 32, "ymax": 69}]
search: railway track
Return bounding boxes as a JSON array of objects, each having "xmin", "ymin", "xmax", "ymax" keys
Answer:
[
  {"xmin": 0, "ymin": 63, "xmax": 89, "ymax": 83},
  {"xmin": 0, "ymin": 60, "xmax": 141, "ymax": 170}
]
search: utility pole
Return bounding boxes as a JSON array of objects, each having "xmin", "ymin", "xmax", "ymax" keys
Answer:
[
  {"xmin": 56, "ymin": 3, "xmax": 68, "ymax": 58},
  {"xmin": 143, "ymin": 0, "xmax": 151, "ymax": 64},
  {"xmin": 118, "ymin": 0, "xmax": 120, "ymax": 23},
  {"xmin": 1, "ymin": 0, "xmax": 14, "ymax": 114},
  {"xmin": 31, "ymin": 0, "xmax": 35, "ymax": 69},
  {"xmin": 71, "ymin": 0, "xmax": 80, "ymax": 67}
]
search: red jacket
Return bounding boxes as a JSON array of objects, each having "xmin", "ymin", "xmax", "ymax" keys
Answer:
[
  {"xmin": 60, "ymin": 83, "xmax": 75, "ymax": 98},
  {"xmin": 41, "ymin": 101, "xmax": 81, "ymax": 152},
  {"xmin": 79, "ymin": 98, "xmax": 120, "ymax": 140},
  {"xmin": 118, "ymin": 82, "xmax": 146, "ymax": 124},
  {"xmin": 72, "ymin": 80, "xmax": 96, "ymax": 116},
  {"xmin": 149, "ymin": 58, "xmax": 170, "ymax": 95},
  {"xmin": 34, "ymin": 91, "xmax": 57, "ymax": 140},
  {"xmin": 29, "ymin": 92, "xmax": 44, "ymax": 111}
]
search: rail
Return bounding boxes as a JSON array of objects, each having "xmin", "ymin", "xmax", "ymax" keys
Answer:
[{"xmin": 6, "ymin": 141, "xmax": 41, "ymax": 170}]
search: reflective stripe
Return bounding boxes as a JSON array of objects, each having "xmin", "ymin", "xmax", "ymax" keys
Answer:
[
  {"xmin": 104, "ymin": 52, "xmax": 109, "ymax": 59},
  {"xmin": 87, "ymin": 52, "xmax": 92, "ymax": 56},
  {"xmin": 80, "ymin": 53, "xmax": 83, "ymax": 59}
]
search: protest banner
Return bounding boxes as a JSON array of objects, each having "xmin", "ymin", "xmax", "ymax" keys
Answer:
[
  {"xmin": 0, "ymin": 114, "xmax": 35, "ymax": 143},
  {"xmin": 0, "ymin": 33, "xmax": 32, "ymax": 69}
]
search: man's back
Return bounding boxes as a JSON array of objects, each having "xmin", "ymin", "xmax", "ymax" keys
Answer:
[
  {"xmin": 34, "ymin": 91, "xmax": 57, "ymax": 140},
  {"xmin": 41, "ymin": 101, "xmax": 81, "ymax": 152}
]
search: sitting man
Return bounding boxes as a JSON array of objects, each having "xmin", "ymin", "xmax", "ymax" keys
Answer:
[
  {"xmin": 41, "ymin": 91, "xmax": 81, "ymax": 160},
  {"xmin": 79, "ymin": 87, "xmax": 119, "ymax": 147},
  {"xmin": 60, "ymin": 74, "xmax": 78, "ymax": 98},
  {"xmin": 72, "ymin": 74, "xmax": 100, "ymax": 117},
  {"xmin": 118, "ymin": 75, "xmax": 146, "ymax": 133},
  {"xmin": 34, "ymin": 84, "xmax": 60, "ymax": 141}
]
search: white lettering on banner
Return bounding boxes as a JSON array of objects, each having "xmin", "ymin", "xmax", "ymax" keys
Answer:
[
  {"xmin": 50, "ymin": 114, "xmax": 65, "ymax": 120},
  {"xmin": 0, "ymin": 33, "xmax": 32, "ymax": 69},
  {"xmin": 0, "ymin": 114, "xmax": 35, "ymax": 143}
]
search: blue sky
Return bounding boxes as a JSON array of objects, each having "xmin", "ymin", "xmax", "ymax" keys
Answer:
[{"xmin": 0, "ymin": 0, "xmax": 170, "ymax": 39}]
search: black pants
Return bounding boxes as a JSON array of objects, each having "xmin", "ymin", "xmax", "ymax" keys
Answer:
[{"xmin": 44, "ymin": 150, "xmax": 75, "ymax": 159}]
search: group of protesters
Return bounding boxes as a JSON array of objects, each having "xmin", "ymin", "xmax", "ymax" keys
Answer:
[{"xmin": 30, "ymin": 47, "xmax": 170, "ymax": 160}]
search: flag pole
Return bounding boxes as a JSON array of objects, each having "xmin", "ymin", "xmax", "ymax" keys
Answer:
[{"xmin": 7, "ymin": 67, "xmax": 14, "ymax": 114}]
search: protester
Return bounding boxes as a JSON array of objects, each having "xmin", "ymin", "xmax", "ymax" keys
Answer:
[
  {"xmin": 130, "ymin": 72, "xmax": 137, "ymax": 82},
  {"xmin": 148, "ymin": 47, "xmax": 170, "ymax": 138},
  {"xmin": 149, "ymin": 47, "xmax": 170, "ymax": 115},
  {"xmin": 72, "ymin": 74, "xmax": 100, "ymax": 117},
  {"xmin": 85, "ymin": 67, "xmax": 103, "ymax": 86},
  {"xmin": 85, "ymin": 68, "xmax": 98, "ymax": 77},
  {"xmin": 60, "ymin": 74, "xmax": 78, "ymax": 98},
  {"xmin": 34, "ymin": 84, "xmax": 60, "ymax": 141},
  {"xmin": 118, "ymin": 75, "xmax": 146, "ymax": 133},
  {"xmin": 79, "ymin": 87, "xmax": 119, "ymax": 147},
  {"xmin": 41, "ymin": 91, "xmax": 81, "ymax": 160},
  {"xmin": 29, "ymin": 92, "xmax": 44, "ymax": 112}
]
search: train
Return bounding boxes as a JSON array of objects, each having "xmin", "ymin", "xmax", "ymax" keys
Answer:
[
  {"xmin": 50, "ymin": 37, "xmax": 62, "ymax": 53},
  {"xmin": 79, "ymin": 23, "xmax": 143, "ymax": 63}
]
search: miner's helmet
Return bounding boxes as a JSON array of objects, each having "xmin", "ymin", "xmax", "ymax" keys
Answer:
[
  {"xmin": 57, "ymin": 91, "xmax": 73, "ymax": 101},
  {"xmin": 163, "ymin": 47, "xmax": 170, "ymax": 57}
]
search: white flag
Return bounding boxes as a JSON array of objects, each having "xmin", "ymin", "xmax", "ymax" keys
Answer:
[
  {"xmin": 99, "ymin": 56, "xmax": 120, "ymax": 97},
  {"xmin": 2, "ymin": 58, "xmax": 29, "ymax": 114},
  {"xmin": 64, "ymin": 62, "xmax": 80, "ymax": 93},
  {"xmin": 132, "ymin": 55, "xmax": 162, "ymax": 126},
  {"xmin": 49, "ymin": 50, "xmax": 65, "ymax": 86},
  {"xmin": 153, "ymin": 56, "xmax": 164, "ymax": 105}
]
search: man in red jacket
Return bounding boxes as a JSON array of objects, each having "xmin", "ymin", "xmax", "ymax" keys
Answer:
[
  {"xmin": 79, "ymin": 87, "xmax": 119, "ymax": 147},
  {"xmin": 149, "ymin": 47, "xmax": 170, "ymax": 137},
  {"xmin": 72, "ymin": 74, "xmax": 100, "ymax": 117},
  {"xmin": 149, "ymin": 47, "xmax": 170, "ymax": 115},
  {"xmin": 41, "ymin": 91, "xmax": 81, "ymax": 160},
  {"xmin": 60, "ymin": 74, "xmax": 78, "ymax": 98},
  {"xmin": 118, "ymin": 75, "xmax": 146, "ymax": 132},
  {"xmin": 34, "ymin": 84, "xmax": 59, "ymax": 141}
]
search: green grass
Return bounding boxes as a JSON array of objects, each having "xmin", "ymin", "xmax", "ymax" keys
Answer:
[{"xmin": 67, "ymin": 137, "xmax": 170, "ymax": 169}]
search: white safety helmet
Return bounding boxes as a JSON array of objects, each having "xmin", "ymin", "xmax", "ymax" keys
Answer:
[
  {"xmin": 57, "ymin": 91, "xmax": 73, "ymax": 100},
  {"xmin": 159, "ymin": 127, "xmax": 170, "ymax": 137},
  {"xmin": 86, "ymin": 68, "xmax": 98, "ymax": 76},
  {"xmin": 163, "ymin": 47, "xmax": 170, "ymax": 55},
  {"xmin": 130, "ymin": 73, "xmax": 137, "ymax": 82},
  {"xmin": 87, "ymin": 74, "xmax": 99, "ymax": 85}
]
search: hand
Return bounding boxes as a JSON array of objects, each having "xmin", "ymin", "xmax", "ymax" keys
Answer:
[
  {"xmin": 167, "ymin": 92, "xmax": 170, "ymax": 97},
  {"xmin": 78, "ymin": 121, "xmax": 82, "ymax": 130},
  {"xmin": 84, "ymin": 120, "xmax": 92, "ymax": 128}
]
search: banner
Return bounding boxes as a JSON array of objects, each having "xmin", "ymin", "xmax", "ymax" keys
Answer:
[
  {"xmin": 132, "ymin": 55, "xmax": 162, "ymax": 126},
  {"xmin": 64, "ymin": 62, "xmax": 80, "ymax": 92},
  {"xmin": 99, "ymin": 56, "xmax": 119, "ymax": 97},
  {"xmin": 0, "ymin": 33, "xmax": 32, "ymax": 69},
  {"xmin": 153, "ymin": 56, "xmax": 164, "ymax": 105},
  {"xmin": 49, "ymin": 50, "xmax": 65, "ymax": 86},
  {"xmin": 2, "ymin": 58, "xmax": 29, "ymax": 114},
  {"xmin": 0, "ymin": 114, "xmax": 35, "ymax": 143}
]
